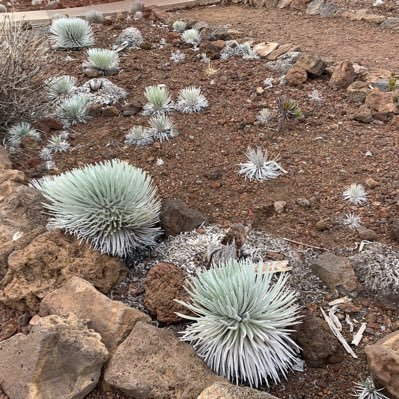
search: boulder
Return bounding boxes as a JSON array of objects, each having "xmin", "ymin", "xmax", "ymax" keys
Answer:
[
  {"xmin": 294, "ymin": 53, "xmax": 326, "ymax": 77},
  {"xmin": 365, "ymin": 89, "xmax": 397, "ymax": 113},
  {"xmin": 209, "ymin": 27, "xmax": 241, "ymax": 41},
  {"xmin": 160, "ymin": 198, "xmax": 208, "ymax": 236},
  {"xmin": 310, "ymin": 253, "xmax": 362, "ymax": 296},
  {"xmin": 267, "ymin": 43, "xmax": 298, "ymax": 61},
  {"xmin": 104, "ymin": 321, "xmax": 221, "ymax": 399},
  {"xmin": 365, "ymin": 331, "xmax": 399, "ymax": 398},
  {"xmin": 319, "ymin": 2, "xmax": 339, "ymax": 17},
  {"xmin": 286, "ymin": 67, "xmax": 308, "ymax": 86},
  {"xmin": 198, "ymin": 381, "xmax": 280, "ymax": 398},
  {"xmin": 0, "ymin": 230, "xmax": 126, "ymax": 311},
  {"xmin": 200, "ymin": 40, "xmax": 225, "ymax": 60},
  {"xmin": 277, "ymin": 0, "xmax": 292, "ymax": 8},
  {"xmin": 40, "ymin": 276, "xmax": 150, "ymax": 351},
  {"xmin": 329, "ymin": 60, "xmax": 356, "ymax": 89},
  {"xmin": 144, "ymin": 263, "xmax": 192, "ymax": 324},
  {"xmin": 306, "ymin": 0, "xmax": 325, "ymax": 14},
  {"xmin": 292, "ymin": 312, "xmax": 345, "ymax": 367},
  {"xmin": 0, "ymin": 314, "xmax": 108, "ymax": 399},
  {"xmin": 352, "ymin": 105, "xmax": 373, "ymax": 123},
  {"xmin": 347, "ymin": 81, "xmax": 370, "ymax": 103}
]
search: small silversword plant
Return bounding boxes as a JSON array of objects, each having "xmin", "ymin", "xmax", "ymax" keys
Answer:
[
  {"xmin": 46, "ymin": 75, "xmax": 77, "ymax": 100},
  {"xmin": 176, "ymin": 258, "xmax": 301, "ymax": 387},
  {"xmin": 31, "ymin": 159, "xmax": 161, "ymax": 257},
  {"xmin": 171, "ymin": 50, "xmax": 185, "ymax": 63},
  {"xmin": 352, "ymin": 377, "xmax": 389, "ymax": 399},
  {"xmin": 50, "ymin": 17, "xmax": 94, "ymax": 49},
  {"xmin": 8, "ymin": 122, "xmax": 41, "ymax": 148},
  {"xmin": 39, "ymin": 147, "xmax": 54, "ymax": 161},
  {"xmin": 148, "ymin": 115, "xmax": 178, "ymax": 142},
  {"xmin": 173, "ymin": 20, "xmax": 187, "ymax": 33},
  {"xmin": 85, "ymin": 10, "xmax": 104, "ymax": 23},
  {"xmin": 343, "ymin": 212, "xmax": 362, "ymax": 230},
  {"xmin": 125, "ymin": 126, "xmax": 154, "ymax": 147},
  {"xmin": 84, "ymin": 48, "xmax": 119, "ymax": 74},
  {"xmin": 142, "ymin": 85, "xmax": 173, "ymax": 115},
  {"xmin": 115, "ymin": 27, "xmax": 143, "ymax": 49},
  {"xmin": 239, "ymin": 147, "xmax": 285, "ymax": 181},
  {"xmin": 176, "ymin": 86, "xmax": 208, "ymax": 113},
  {"xmin": 257, "ymin": 108, "xmax": 273, "ymax": 123},
  {"xmin": 56, "ymin": 94, "xmax": 91, "ymax": 126},
  {"xmin": 181, "ymin": 29, "xmax": 201, "ymax": 46},
  {"xmin": 47, "ymin": 134, "xmax": 70, "ymax": 153},
  {"xmin": 343, "ymin": 184, "xmax": 367, "ymax": 205}
]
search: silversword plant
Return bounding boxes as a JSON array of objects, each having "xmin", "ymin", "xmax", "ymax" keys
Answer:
[
  {"xmin": 56, "ymin": 94, "xmax": 91, "ymax": 126},
  {"xmin": 148, "ymin": 115, "xmax": 178, "ymax": 142},
  {"xmin": 343, "ymin": 183, "xmax": 367, "ymax": 205},
  {"xmin": 176, "ymin": 86, "xmax": 208, "ymax": 113},
  {"xmin": 50, "ymin": 17, "xmax": 94, "ymax": 49},
  {"xmin": 352, "ymin": 377, "xmax": 389, "ymax": 399},
  {"xmin": 176, "ymin": 259, "xmax": 301, "ymax": 387},
  {"xmin": 85, "ymin": 10, "xmax": 104, "ymax": 23},
  {"xmin": 263, "ymin": 77, "xmax": 274, "ymax": 89},
  {"xmin": 134, "ymin": 11, "xmax": 143, "ymax": 20},
  {"xmin": 47, "ymin": 134, "xmax": 70, "ymax": 153},
  {"xmin": 343, "ymin": 212, "xmax": 362, "ymax": 230},
  {"xmin": 142, "ymin": 85, "xmax": 174, "ymax": 115},
  {"xmin": 39, "ymin": 147, "xmax": 54, "ymax": 161},
  {"xmin": 308, "ymin": 89, "xmax": 323, "ymax": 102},
  {"xmin": 181, "ymin": 29, "xmax": 201, "ymax": 47},
  {"xmin": 125, "ymin": 126, "xmax": 154, "ymax": 147},
  {"xmin": 7, "ymin": 122, "xmax": 41, "ymax": 148},
  {"xmin": 239, "ymin": 147, "xmax": 285, "ymax": 181},
  {"xmin": 114, "ymin": 27, "xmax": 143, "ymax": 49},
  {"xmin": 257, "ymin": 108, "xmax": 273, "ymax": 123},
  {"xmin": 84, "ymin": 48, "xmax": 119, "ymax": 74},
  {"xmin": 46, "ymin": 75, "xmax": 77, "ymax": 100},
  {"xmin": 31, "ymin": 159, "xmax": 161, "ymax": 257},
  {"xmin": 171, "ymin": 50, "xmax": 185, "ymax": 63},
  {"xmin": 173, "ymin": 20, "xmax": 187, "ymax": 33}
]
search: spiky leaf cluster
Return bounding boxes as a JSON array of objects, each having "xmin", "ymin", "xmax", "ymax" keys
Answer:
[
  {"xmin": 239, "ymin": 147, "xmax": 285, "ymax": 181},
  {"xmin": 84, "ymin": 48, "xmax": 119, "ymax": 73},
  {"xmin": 115, "ymin": 27, "xmax": 143, "ymax": 49},
  {"xmin": 170, "ymin": 50, "xmax": 185, "ymax": 63},
  {"xmin": 46, "ymin": 75, "xmax": 77, "ymax": 100},
  {"xmin": 142, "ymin": 85, "xmax": 173, "ymax": 115},
  {"xmin": 125, "ymin": 126, "xmax": 154, "ymax": 147},
  {"xmin": 277, "ymin": 96, "xmax": 302, "ymax": 122},
  {"xmin": 47, "ymin": 133, "xmax": 71, "ymax": 153},
  {"xmin": 257, "ymin": 108, "xmax": 273, "ymax": 123},
  {"xmin": 173, "ymin": 20, "xmax": 187, "ymax": 33},
  {"xmin": 7, "ymin": 122, "xmax": 41, "ymax": 148},
  {"xmin": 148, "ymin": 115, "xmax": 178, "ymax": 142},
  {"xmin": 56, "ymin": 94, "xmax": 91, "ymax": 126},
  {"xmin": 353, "ymin": 377, "xmax": 389, "ymax": 399},
  {"xmin": 31, "ymin": 159, "xmax": 161, "ymax": 257},
  {"xmin": 181, "ymin": 29, "xmax": 201, "ymax": 46},
  {"xmin": 50, "ymin": 17, "xmax": 94, "ymax": 49},
  {"xmin": 221, "ymin": 41, "xmax": 258, "ymax": 60},
  {"xmin": 176, "ymin": 86, "xmax": 208, "ymax": 113},
  {"xmin": 85, "ymin": 10, "xmax": 104, "ymax": 23},
  {"xmin": 342, "ymin": 183, "xmax": 367, "ymax": 205},
  {"xmin": 176, "ymin": 259, "xmax": 301, "ymax": 387},
  {"xmin": 343, "ymin": 212, "xmax": 362, "ymax": 230}
]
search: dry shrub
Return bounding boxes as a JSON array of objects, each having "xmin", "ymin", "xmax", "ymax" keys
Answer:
[{"xmin": 0, "ymin": 17, "xmax": 52, "ymax": 133}]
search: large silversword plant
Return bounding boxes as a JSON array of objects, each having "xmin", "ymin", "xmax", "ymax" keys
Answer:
[
  {"xmin": 176, "ymin": 259, "xmax": 302, "ymax": 387},
  {"xmin": 31, "ymin": 159, "xmax": 161, "ymax": 257}
]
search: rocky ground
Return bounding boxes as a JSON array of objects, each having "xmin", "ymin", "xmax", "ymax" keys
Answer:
[{"xmin": 0, "ymin": 3, "xmax": 399, "ymax": 399}]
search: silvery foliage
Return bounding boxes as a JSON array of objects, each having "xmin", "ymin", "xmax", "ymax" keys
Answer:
[
  {"xmin": 7, "ymin": 122, "xmax": 41, "ymax": 148},
  {"xmin": 173, "ymin": 20, "xmax": 187, "ymax": 33},
  {"xmin": 200, "ymin": 53, "xmax": 210, "ymax": 63},
  {"xmin": 170, "ymin": 50, "xmax": 185, "ymax": 63},
  {"xmin": 343, "ymin": 212, "xmax": 361, "ymax": 230},
  {"xmin": 85, "ymin": 10, "xmax": 104, "ymax": 23},
  {"xmin": 73, "ymin": 78, "xmax": 127, "ymax": 105},
  {"xmin": 181, "ymin": 29, "xmax": 201, "ymax": 47},
  {"xmin": 31, "ymin": 159, "xmax": 161, "ymax": 257},
  {"xmin": 47, "ymin": 133, "xmax": 70, "ymax": 153},
  {"xmin": 342, "ymin": 183, "xmax": 367, "ymax": 205},
  {"xmin": 257, "ymin": 108, "xmax": 273, "ymax": 123},
  {"xmin": 142, "ymin": 85, "xmax": 174, "ymax": 115},
  {"xmin": 176, "ymin": 258, "xmax": 301, "ymax": 387},
  {"xmin": 239, "ymin": 147, "xmax": 285, "ymax": 181},
  {"xmin": 156, "ymin": 158, "xmax": 164, "ymax": 166},
  {"xmin": 56, "ymin": 94, "xmax": 91, "ymax": 126},
  {"xmin": 263, "ymin": 77, "xmax": 274, "ymax": 89},
  {"xmin": 148, "ymin": 115, "xmax": 178, "ymax": 142},
  {"xmin": 39, "ymin": 147, "xmax": 54, "ymax": 161},
  {"xmin": 46, "ymin": 160, "xmax": 56, "ymax": 170},
  {"xmin": 265, "ymin": 52, "xmax": 302, "ymax": 74},
  {"xmin": 83, "ymin": 48, "xmax": 119, "ymax": 73},
  {"xmin": 352, "ymin": 377, "xmax": 389, "ymax": 399},
  {"xmin": 46, "ymin": 75, "xmax": 77, "ymax": 100},
  {"xmin": 176, "ymin": 86, "xmax": 208, "ymax": 113},
  {"xmin": 373, "ymin": 0, "xmax": 384, "ymax": 6},
  {"xmin": 220, "ymin": 41, "xmax": 258, "ymax": 60},
  {"xmin": 0, "ymin": 4, "xmax": 7, "ymax": 12},
  {"xmin": 114, "ymin": 27, "xmax": 143, "ymax": 49},
  {"xmin": 308, "ymin": 89, "xmax": 323, "ymax": 102},
  {"xmin": 125, "ymin": 126, "xmax": 154, "ymax": 147},
  {"xmin": 129, "ymin": 1, "xmax": 144, "ymax": 12},
  {"xmin": 50, "ymin": 17, "xmax": 94, "ymax": 49}
]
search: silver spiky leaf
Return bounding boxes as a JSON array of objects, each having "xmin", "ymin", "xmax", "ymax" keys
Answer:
[
  {"xmin": 30, "ymin": 159, "xmax": 161, "ymax": 257},
  {"xmin": 176, "ymin": 86, "xmax": 208, "ymax": 113},
  {"xmin": 46, "ymin": 75, "xmax": 77, "ymax": 100},
  {"xmin": 83, "ymin": 48, "xmax": 119, "ymax": 73},
  {"xmin": 239, "ymin": 147, "xmax": 285, "ymax": 181},
  {"xmin": 56, "ymin": 94, "xmax": 91, "ymax": 126},
  {"xmin": 125, "ymin": 126, "xmax": 154, "ymax": 147},
  {"xmin": 352, "ymin": 377, "xmax": 389, "ymax": 399},
  {"xmin": 114, "ymin": 27, "xmax": 143, "ymax": 49},
  {"xmin": 49, "ymin": 17, "xmax": 94, "ymax": 49},
  {"xmin": 176, "ymin": 258, "xmax": 302, "ymax": 387},
  {"xmin": 148, "ymin": 115, "xmax": 178, "ymax": 142},
  {"xmin": 181, "ymin": 29, "xmax": 201, "ymax": 46},
  {"xmin": 142, "ymin": 85, "xmax": 174, "ymax": 115},
  {"xmin": 343, "ymin": 212, "xmax": 362, "ymax": 230},
  {"xmin": 173, "ymin": 20, "xmax": 187, "ymax": 33},
  {"xmin": 47, "ymin": 134, "xmax": 70, "ymax": 153},
  {"xmin": 342, "ymin": 183, "xmax": 367, "ymax": 205},
  {"xmin": 7, "ymin": 122, "xmax": 41, "ymax": 147}
]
